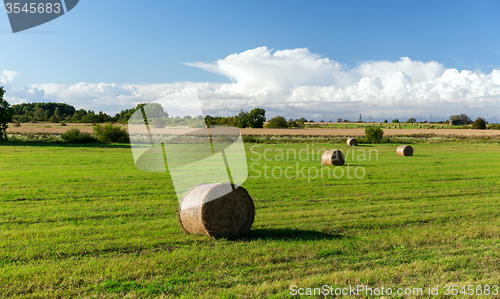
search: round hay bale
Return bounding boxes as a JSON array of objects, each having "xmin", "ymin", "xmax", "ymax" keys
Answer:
[
  {"xmin": 321, "ymin": 150, "xmax": 345, "ymax": 166},
  {"xmin": 397, "ymin": 145, "xmax": 413, "ymax": 156},
  {"xmin": 179, "ymin": 183, "xmax": 255, "ymax": 238},
  {"xmin": 346, "ymin": 138, "xmax": 358, "ymax": 146}
]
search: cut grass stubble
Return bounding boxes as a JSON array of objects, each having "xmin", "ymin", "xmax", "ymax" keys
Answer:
[{"xmin": 0, "ymin": 142, "xmax": 499, "ymax": 298}]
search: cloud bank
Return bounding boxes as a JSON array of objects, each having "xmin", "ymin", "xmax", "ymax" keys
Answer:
[{"xmin": 3, "ymin": 46, "xmax": 500, "ymax": 121}]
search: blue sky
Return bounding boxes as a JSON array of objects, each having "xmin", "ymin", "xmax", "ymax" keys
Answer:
[{"xmin": 1, "ymin": 0, "xmax": 500, "ymax": 121}]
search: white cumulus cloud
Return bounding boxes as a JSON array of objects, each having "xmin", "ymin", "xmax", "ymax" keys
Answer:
[
  {"xmin": 2, "ymin": 47, "xmax": 500, "ymax": 122},
  {"xmin": 0, "ymin": 70, "xmax": 18, "ymax": 89},
  {"xmin": 187, "ymin": 47, "xmax": 500, "ymax": 121}
]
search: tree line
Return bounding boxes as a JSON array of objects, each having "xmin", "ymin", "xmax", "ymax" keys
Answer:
[
  {"xmin": 10, "ymin": 102, "xmax": 137, "ymax": 124},
  {"xmin": 6, "ymin": 100, "xmax": 496, "ymax": 129},
  {"xmin": 9, "ymin": 102, "xmax": 272, "ymax": 128}
]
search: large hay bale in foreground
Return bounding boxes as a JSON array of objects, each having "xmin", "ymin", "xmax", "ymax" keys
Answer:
[
  {"xmin": 179, "ymin": 183, "xmax": 255, "ymax": 238},
  {"xmin": 397, "ymin": 145, "xmax": 413, "ymax": 156},
  {"xmin": 346, "ymin": 138, "xmax": 358, "ymax": 146},
  {"xmin": 321, "ymin": 150, "xmax": 345, "ymax": 166}
]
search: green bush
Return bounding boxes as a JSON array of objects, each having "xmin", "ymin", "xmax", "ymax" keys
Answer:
[
  {"xmin": 49, "ymin": 115, "xmax": 59, "ymax": 123},
  {"xmin": 472, "ymin": 118, "xmax": 486, "ymax": 130},
  {"xmin": 62, "ymin": 128, "xmax": 96, "ymax": 143},
  {"xmin": 266, "ymin": 116, "xmax": 288, "ymax": 128},
  {"xmin": 93, "ymin": 124, "xmax": 129, "ymax": 143},
  {"xmin": 287, "ymin": 119, "xmax": 297, "ymax": 128},
  {"xmin": 364, "ymin": 127, "xmax": 384, "ymax": 143},
  {"xmin": 488, "ymin": 123, "xmax": 500, "ymax": 130}
]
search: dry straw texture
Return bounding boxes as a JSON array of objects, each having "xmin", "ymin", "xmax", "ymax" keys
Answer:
[
  {"xmin": 346, "ymin": 138, "xmax": 358, "ymax": 146},
  {"xmin": 7, "ymin": 124, "xmax": 500, "ymax": 137},
  {"xmin": 179, "ymin": 183, "xmax": 255, "ymax": 238},
  {"xmin": 397, "ymin": 145, "xmax": 414, "ymax": 156},
  {"xmin": 321, "ymin": 150, "xmax": 345, "ymax": 166}
]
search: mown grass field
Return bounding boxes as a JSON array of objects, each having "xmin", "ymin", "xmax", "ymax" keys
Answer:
[{"xmin": 0, "ymin": 142, "xmax": 500, "ymax": 298}]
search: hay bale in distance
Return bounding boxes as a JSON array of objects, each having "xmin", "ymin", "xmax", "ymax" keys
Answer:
[
  {"xmin": 397, "ymin": 145, "xmax": 413, "ymax": 156},
  {"xmin": 321, "ymin": 150, "xmax": 345, "ymax": 166},
  {"xmin": 179, "ymin": 183, "xmax": 255, "ymax": 238},
  {"xmin": 346, "ymin": 138, "xmax": 358, "ymax": 146}
]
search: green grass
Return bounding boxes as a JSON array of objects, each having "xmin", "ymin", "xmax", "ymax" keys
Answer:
[{"xmin": 1, "ymin": 142, "xmax": 500, "ymax": 298}]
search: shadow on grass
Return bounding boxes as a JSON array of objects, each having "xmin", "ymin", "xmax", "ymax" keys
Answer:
[
  {"xmin": 237, "ymin": 228, "xmax": 345, "ymax": 241},
  {"xmin": 0, "ymin": 141, "xmax": 131, "ymax": 149}
]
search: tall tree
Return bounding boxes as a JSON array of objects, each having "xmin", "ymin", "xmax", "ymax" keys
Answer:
[
  {"xmin": 34, "ymin": 108, "xmax": 45, "ymax": 121},
  {"xmin": 236, "ymin": 110, "xmax": 249, "ymax": 128},
  {"xmin": 459, "ymin": 114, "xmax": 472, "ymax": 124},
  {"xmin": 54, "ymin": 107, "xmax": 62, "ymax": 118},
  {"xmin": 44, "ymin": 110, "xmax": 52, "ymax": 120},
  {"xmin": 0, "ymin": 87, "xmax": 14, "ymax": 141},
  {"xmin": 247, "ymin": 108, "xmax": 266, "ymax": 128},
  {"xmin": 143, "ymin": 103, "xmax": 168, "ymax": 119}
]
